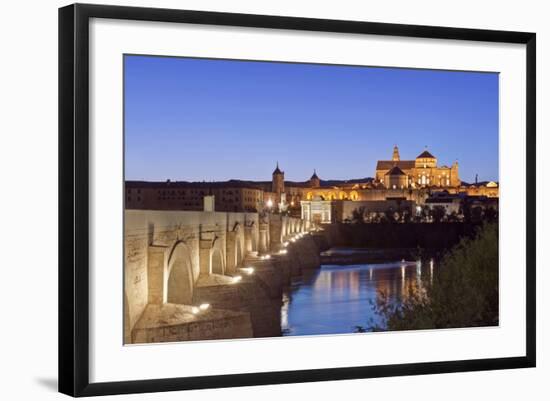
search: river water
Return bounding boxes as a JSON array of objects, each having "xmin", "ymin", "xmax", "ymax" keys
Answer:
[{"xmin": 282, "ymin": 248, "xmax": 434, "ymax": 336}]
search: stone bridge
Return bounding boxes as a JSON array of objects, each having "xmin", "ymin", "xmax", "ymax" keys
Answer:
[{"xmin": 124, "ymin": 210, "xmax": 320, "ymax": 344}]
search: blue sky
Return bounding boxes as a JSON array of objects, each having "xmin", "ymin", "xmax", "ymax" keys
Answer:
[{"xmin": 124, "ymin": 55, "xmax": 499, "ymax": 183}]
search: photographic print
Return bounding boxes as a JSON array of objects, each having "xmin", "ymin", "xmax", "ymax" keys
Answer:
[{"xmin": 123, "ymin": 55, "xmax": 499, "ymax": 345}]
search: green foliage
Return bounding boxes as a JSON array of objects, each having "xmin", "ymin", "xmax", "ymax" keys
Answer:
[
  {"xmin": 471, "ymin": 206, "xmax": 483, "ymax": 222},
  {"xmin": 447, "ymin": 211, "xmax": 459, "ymax": 222},
  {"xmin": 384, "ymin": 208, "xmax": 397, "ymax": 223},
  {"xmin": 376, "ymin": 223, "xmax": 499, "ymax": 330},
  {"xmin": 351, "ymin": 206, "xmax": 366, "ymax": 224},
  {"xmin": 430, "ymin": 205, "xmax": 446, "ymax": 223},
  {"xmin": 484, "ymin": 207, "xmax": 498, "ymax": 222}
]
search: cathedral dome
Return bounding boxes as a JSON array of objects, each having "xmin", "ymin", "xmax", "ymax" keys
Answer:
[{"xmin": 415, "ymin": 149, "xmax": 437, "ymax": 169}]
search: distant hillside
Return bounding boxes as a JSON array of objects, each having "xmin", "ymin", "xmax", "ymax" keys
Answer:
[{"xmin": 126, "ymin": 177, "xmax": 375, "ymax": 189}]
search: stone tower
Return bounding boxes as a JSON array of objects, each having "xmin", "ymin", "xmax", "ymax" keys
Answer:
[
  {"xmin": 309, "ymin": 169, "xmax": 321, "ymax": 187},
  {"xmin": 272, "ymin": 162, "xmax": 285, "ymax": 194},
  {"xmin": 392, "ymin": 145, "xmax": 400, "ymax": 162},
  {"xmin": 451, "ymin": 160, "xmax": 460, "ymax": 187}
]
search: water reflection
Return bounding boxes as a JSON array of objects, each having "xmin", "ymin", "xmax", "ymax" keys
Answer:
[{"xmin": 282, "ymin": 258, "xmax": 433, "ymax": 336}]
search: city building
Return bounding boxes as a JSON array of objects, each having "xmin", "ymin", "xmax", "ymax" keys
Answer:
[
  {"xmin": 425, "ymin": 192, "xmax": 463, "ymax": 215},
  {"xmin": 301, "ymin": 195, "xmax": 332, "ymax": 224},
  {"xmin": 125, "ymin": 180, "xmax": 267, "ymax": 213},
  {"xmin": 375, "ymin": 146, "xmax": 460, "ymax": 188},
  {"xmin": 125, "ymin": 146, "xmax": 499, "ymax": 221}
]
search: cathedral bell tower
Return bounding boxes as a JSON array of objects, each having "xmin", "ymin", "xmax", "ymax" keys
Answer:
[
  {"xmin": 392, "ymin": 145, "xmax": 400, "ymax": 162},
  {"xmin": 309, "ymin": 169, "xmax": 321, "ymax": 187}
]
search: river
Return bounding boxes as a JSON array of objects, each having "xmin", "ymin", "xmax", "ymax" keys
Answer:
[{"xmin": 282, "ymin": 248, "xmax": 434, "ymax": 336}]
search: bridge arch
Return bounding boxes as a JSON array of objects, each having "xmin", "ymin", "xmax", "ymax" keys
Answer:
[{"xmin": 166, "ymin": 241, "xmax": 194, "ymax": 304}]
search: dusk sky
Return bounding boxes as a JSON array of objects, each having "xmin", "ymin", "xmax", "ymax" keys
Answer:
[{"xmin": 124, "ymin": 55, "xmax": 499, "ymax": 183}]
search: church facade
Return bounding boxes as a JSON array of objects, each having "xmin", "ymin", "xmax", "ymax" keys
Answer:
[{"xmin": 375, "ymin": 146, "xmax": 461, "ymax": 189}]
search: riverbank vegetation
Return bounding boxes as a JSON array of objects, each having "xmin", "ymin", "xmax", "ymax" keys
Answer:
[
  {"xmin": 329, "ymin": 222, "xmax": 482, "ymax": 249},
  {"xmin": 350, "ymin": 203, "xmax": 498, "ymax": 224},
  {"xmin": 372, "ymin": 223, "xmax": 499, "ymax": 331}
]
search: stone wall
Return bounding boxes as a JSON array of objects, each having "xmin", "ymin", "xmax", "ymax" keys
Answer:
[
  {"xmin": 132, "ymin": 304, "xmax": 253, "ymax": 343},
  {"xmin": 124, "ymin": 210, "xmax": 318, "ymax": 343},
  {"xmin": 124, "ymin": 210, "xmax": 259, "ymax": 343}
]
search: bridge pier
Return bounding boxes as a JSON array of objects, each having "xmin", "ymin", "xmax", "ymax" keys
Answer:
[
  {"xmin": 269, "ymin": 215, "xmax": 283, "ymax": 251},
  {"xmin": 258, "ymin": 222, "xmax": 269, "ymax": 255},
  {"xmin": 199, "ymin": 238, "xmax": 214, "ymax": 276},
  {"xmin": 225, "ymin": 230, "xmax": 238, "ymax": 274},
  {"xmin": 244, "ymin": 223, "xmax": 254, "ymax": 255},
  {"xmin": 147, "ymin": 245, "xmax": 168, "ymax": 304}
]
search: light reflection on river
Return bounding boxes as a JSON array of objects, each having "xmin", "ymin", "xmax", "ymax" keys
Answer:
[{"xmin": 282, "ymin": 253, "xmax": 433, "ymax": 336}]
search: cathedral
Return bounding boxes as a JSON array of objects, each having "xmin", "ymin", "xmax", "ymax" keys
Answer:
[
  {"xmin": 280, "ymin": 146, "xmax": 463, "ymax": 207},
  {"xmin": 375, "ymin": 146, "xmax": 460, "ymax": 189}
]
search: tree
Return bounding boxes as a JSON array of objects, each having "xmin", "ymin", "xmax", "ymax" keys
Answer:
[
  {"xmin": 430, "ymin": 205, "xmax": 446, "ymax": 223},
  {"xmin": 384, "ymin": 208, "xmax": 398, "ymax": 223},
  {"xmin": 374, "ymin": 223, "xmax": 499, "ymax": 330},
  {"xmin": 351, "ymin": 206, "xmax": 366, "ymax": 224},
  {"xmin": 471, "ymin": 206, "xmax": 483, "ymax": 223},
  {"xmin": 461, "ymin": 200, "xmax": 472, "ymax": 223},
  {"xmin": 421, "ymin": 205, "xmax": 431, "ymax": 222},
  {"xmin": 484, "ymin": 207, "xmax": 498, "ymax": 222},
  {"xmin": 447, "ymin": 211, "xmax": 459, "ymax": 222},
  {"xmin": 402, "ymin": 209, "xmax": 412, "ymax": 223}
]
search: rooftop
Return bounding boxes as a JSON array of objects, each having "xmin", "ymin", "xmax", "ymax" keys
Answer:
[
  {"xmin": 376, "ymin": 160, "xmax": 416, "ymax": 170},
  {"xmin": 417, "ymin": 150, "xmax": 436, "ymax": 159},
  {"xmin": 385, "ymin": 166, "xmax": 407, "ymax": 176},
  {"xmin": 272, "ymin": 162, "xmax": 283, "ymax": 175}
]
